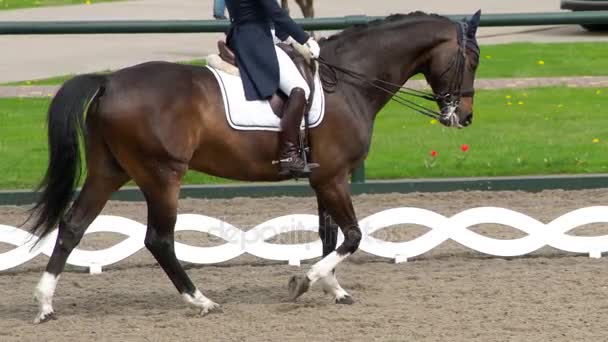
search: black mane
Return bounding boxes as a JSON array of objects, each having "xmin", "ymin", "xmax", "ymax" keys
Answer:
[{"xmin": 320, "ymin": 11, "xmax": 451, "ymax": 43}]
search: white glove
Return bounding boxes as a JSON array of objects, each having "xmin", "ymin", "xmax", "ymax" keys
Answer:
[
  {"xmin": 305, "ymin": 37, "xmax": 320, "ymax": 59},
  {"xmin": 283, "ymin": 36, "xmax": 314, "ymax": 63},
  {"xmin": 282, "ymin": 36, "xmax": 296, "ymax": 45}
]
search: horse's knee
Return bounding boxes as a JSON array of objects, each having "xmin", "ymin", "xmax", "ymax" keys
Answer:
[{"xmin": 337, "ymin": 226, "xmax": 362, "ymax": 255}]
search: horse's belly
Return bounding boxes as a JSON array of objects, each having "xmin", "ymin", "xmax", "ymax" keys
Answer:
[{"xmin": 188, "ymin": 134, "xmax": 287, "ymax": 182}]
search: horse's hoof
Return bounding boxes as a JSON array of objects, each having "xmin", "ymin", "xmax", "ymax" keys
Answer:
[
  {"xmin": 199, "ymin": 301, "xmax": 222, "ymax": 316},
  {"xmin": 335, "ymin": 295, "xmax": 354, "ymax": 305},
  {"xmin": 33, "ymin": 311, "xmax": 56, "ymax": 324},
  {"xmin": 288, "ymin": 274, "xmax": 310, "ymax": 301}
]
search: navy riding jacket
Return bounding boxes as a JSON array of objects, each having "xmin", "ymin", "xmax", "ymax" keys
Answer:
[{"xmin": 225, "ymin": 0, "xmax": 310, "ymax": 101}]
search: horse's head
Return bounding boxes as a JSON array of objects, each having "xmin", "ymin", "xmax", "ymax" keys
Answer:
[{"xmin": 422, "ymin": 10, "xmax": 481, "ymax": 128}]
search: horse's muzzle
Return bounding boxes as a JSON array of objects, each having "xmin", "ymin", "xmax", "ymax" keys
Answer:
[{"xmin": 460, "ymin": 112, "xmax": 473, "ymax": 127}]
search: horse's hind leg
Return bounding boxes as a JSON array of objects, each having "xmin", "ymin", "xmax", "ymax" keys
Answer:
[
  {"xmin": 139, "ymin": 173, "xmax": 220, "ymax": 316},
  {"xmin": 294, "ymin": 0, "xmax": 315, "ymax": 37},
  {"xmin": 289, "ymin": 176, "xmax": 361, "ymax": 301},
  {"xmin": 316, "ymin": 196, "xmax": 352, "ymax": 304},
  {"xmin": 298, "ymin": 0, "xmax": 314, "ymax": 18},
  {"xmin": 34, "ymin": 161, "xmax": 128, "ymax": 323}
]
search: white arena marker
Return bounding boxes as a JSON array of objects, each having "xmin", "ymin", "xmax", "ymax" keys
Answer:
[
  {"xmin": 3, "ymin": 208, "xmax": 608, "ymax": 271},
  {"xmin": 89, "ymin": 264, "xmax": 103, "ymax": 274},
  {"xmin": 589, "ymin": 251, "xmax": 602, "ymax": 259},
  {"xmin": 394, "ymin": 254, "xmax": 408, "ymax": 264}
]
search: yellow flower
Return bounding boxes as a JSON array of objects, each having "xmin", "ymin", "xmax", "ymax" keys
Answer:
[
  {"xmin": 484, "ymin": 55, "xmax": 492, "ymax": 59},
  {"xmin": 505, "ymin": 95, "xmax": 512, "ymax": 99},
  {"xmin": 597, "ymin": 90, "xmax": 602, "ymax": 95},
  {"xmin": 430, "ymin": 119, "xmax": 438, "ymax": 125},
  {"xmin": 47, "ymin": 93, "xmax": 53, "ymax": 97},
  {"xmin": 593, "ymin": 138, "xmax": 600, "ymax": 143},
  {"xmin": 537, "ymin": 60, "xmax": 545, "ymax": 65},
  {"xmin": 85, "ymin": 0, "xmax": 92, "ymax": 4},
  {"xmin": 517, "ymin": 101, "xmax": 524, "ymax": 105}
]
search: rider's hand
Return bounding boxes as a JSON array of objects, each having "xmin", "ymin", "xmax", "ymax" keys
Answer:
[
  {"xmin": 282, "ymin": 36, "xmax": 296, "ymax": 45},
  {"xmin": 305, "ymin": 37, "xmax": 320, "ymax": 59}
]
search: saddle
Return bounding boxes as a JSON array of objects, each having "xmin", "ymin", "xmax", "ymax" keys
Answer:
[{"xmin": 216, "ymin": 40, "xmax": 315, "ymax": 117}]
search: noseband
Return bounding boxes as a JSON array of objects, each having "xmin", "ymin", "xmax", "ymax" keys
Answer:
[{"xmin": 317, "ymin": 20, "xmax": 478, "ymax": 121}]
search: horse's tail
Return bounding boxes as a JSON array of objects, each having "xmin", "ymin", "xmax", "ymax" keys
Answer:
[{"xmin": 26, "ymin": 74, "xmax": 106, "ymax": 243}]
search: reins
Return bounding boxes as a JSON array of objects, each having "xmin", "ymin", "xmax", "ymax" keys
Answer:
[
  {"xmin": 315, "ymin": 21, "xmax": 474, "ymax": 121},
  {"xmin": 316, "ymin": 57, "xmax": 443, "ymax": 119}
]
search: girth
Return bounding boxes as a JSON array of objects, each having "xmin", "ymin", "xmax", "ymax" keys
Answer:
[{"xmin": 216, "ymin": 40, "xmax": 315, "ymax": 117}]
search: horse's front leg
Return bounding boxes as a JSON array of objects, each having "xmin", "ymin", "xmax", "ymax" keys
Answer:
[
  {"xmin": 289, "ymin": 176, "xmax": 361, "ymax": 302},
  {"xmin": 315, "ymin": 194, "xmax": 353, "ymax": 304}
]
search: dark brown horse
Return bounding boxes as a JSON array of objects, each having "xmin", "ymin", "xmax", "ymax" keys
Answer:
[{"xmin": 28, "ymin": 11, "xmax": 481, "ymax": 323}]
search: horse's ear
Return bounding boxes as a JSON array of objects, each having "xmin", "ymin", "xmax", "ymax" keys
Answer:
[{"xmin": 466, "ymin": 10, "xmax": 481, "ymax": 38}]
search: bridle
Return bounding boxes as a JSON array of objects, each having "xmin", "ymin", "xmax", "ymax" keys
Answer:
[
  {"xmin": 316, "ymin": 20, "xmax": 478, "ymax": 123},
  {"xmin": 433, "ymin": 21, "xmax": 478, "ymax": 125}
]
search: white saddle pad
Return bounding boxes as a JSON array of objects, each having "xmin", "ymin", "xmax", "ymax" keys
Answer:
[{"xmin": 206, "ymin": 65, "xmax": 325, "ymax": 132}]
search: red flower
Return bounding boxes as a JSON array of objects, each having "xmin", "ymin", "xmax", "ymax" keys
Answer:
[
  {"xmin": 431, "ymin": 150, "xmax": 438, "ymax": 157},
  {"xmin": 461, "ymin": 144, "xmax": 469, "ymax": 152}
]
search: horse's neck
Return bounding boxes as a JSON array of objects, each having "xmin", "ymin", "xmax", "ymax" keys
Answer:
[{"xmin": 330, "ymin": 21, "xmax": 448, "ymax": 120}]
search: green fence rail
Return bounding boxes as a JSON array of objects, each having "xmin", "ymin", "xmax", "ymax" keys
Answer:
[
  {"xmin": 1, "ymin": 11, "xmax": 608, "ymax": 34},
  {"xmin": 3, "ymin": 174, "xmax": 608, "ymax": 205}
]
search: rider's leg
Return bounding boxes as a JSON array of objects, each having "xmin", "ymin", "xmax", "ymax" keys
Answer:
[
  {"xmin": 278, "ymin": 87, "xmax": 308, "ymax": 175},
  {"xmin": 274, "ymin": 46, "xmax": 313, "ymax": 176},
  {"xmin": 275, "ymin": 46, "xmax": 310, "ymax": 99}
]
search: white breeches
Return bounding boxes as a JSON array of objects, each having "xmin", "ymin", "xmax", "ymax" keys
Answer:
[{"xmin": 275, "ymin": 45, "xmax": 310, "ymax": 98}]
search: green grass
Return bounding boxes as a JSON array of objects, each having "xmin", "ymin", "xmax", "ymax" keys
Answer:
[
  {"xmin": 0, "ymin": 0, "xmax": 119, "ymax": 11},
  {"xmin": 6, "ymin": 75, "xmax": 76, "ymax": 86},
  {"xmin": 2, "ymin": 87, "xmax": 606, "ymax": 189},
  {"xmin": 4, "ymin": 42, "xmax": 608, "ymax": 86},
  {"xmin": 4, "ymin": 62, "xmax": 205, "ymax": 86},
  {"xmin": 476, "ymin": 42, "xmax": 608, "ymax": 78},
  {"xmin": 0, "ymin": 98, "xmax": 50, "ymax": 189},
  {"xmin": 366, "ymin": 87, "xmax": 608, "ymax": 178}
]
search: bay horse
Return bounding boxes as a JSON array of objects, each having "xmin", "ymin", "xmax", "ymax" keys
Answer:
[{"xmin": 27, "ymin": 11, "xmax": 481, "ymax": 323}]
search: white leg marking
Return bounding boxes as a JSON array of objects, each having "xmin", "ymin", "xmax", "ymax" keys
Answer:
[
  {"xmin": 33, "ymin": 272, "xmax": 59, "ymax": 324},
  {"xmin": 320, "ymin": 272, "xmax": 350, "ymax": 301},
  {"xmin": 182, "ymin": 289, "xmax": 220, "ymax": 316},
  {"xmin": 307, "ymin": 251, "xmax": 350, "ymax": 284}
]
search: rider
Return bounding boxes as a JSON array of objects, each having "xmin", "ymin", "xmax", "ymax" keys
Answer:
[{"xmin": 224, "ymin": 0, "xmax": 320, "ymax": 177}]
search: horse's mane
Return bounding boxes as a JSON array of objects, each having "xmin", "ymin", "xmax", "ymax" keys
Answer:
[{"xmin": 320, "ymin": 11, "xmax": 452, "ymax": 44}]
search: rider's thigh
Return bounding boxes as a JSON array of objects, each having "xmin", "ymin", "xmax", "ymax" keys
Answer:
[{"xmin": 275, "ymin": 45, "xmax": 310, "ymax": 98}]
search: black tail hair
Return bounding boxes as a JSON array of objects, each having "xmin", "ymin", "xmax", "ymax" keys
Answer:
[{"xmin": 25, "ymin": 74, "xmax": 106, "ymax": 244}]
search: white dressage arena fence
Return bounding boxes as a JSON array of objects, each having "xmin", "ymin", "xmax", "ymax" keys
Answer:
[{"xmin": 2, "ymin": 206, "xmax": 608, "ymax": 274}]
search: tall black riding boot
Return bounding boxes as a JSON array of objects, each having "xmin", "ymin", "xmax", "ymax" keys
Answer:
[{"xmin": 278, "ymin": 88, "xmax": 318, "ymax": 177}]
